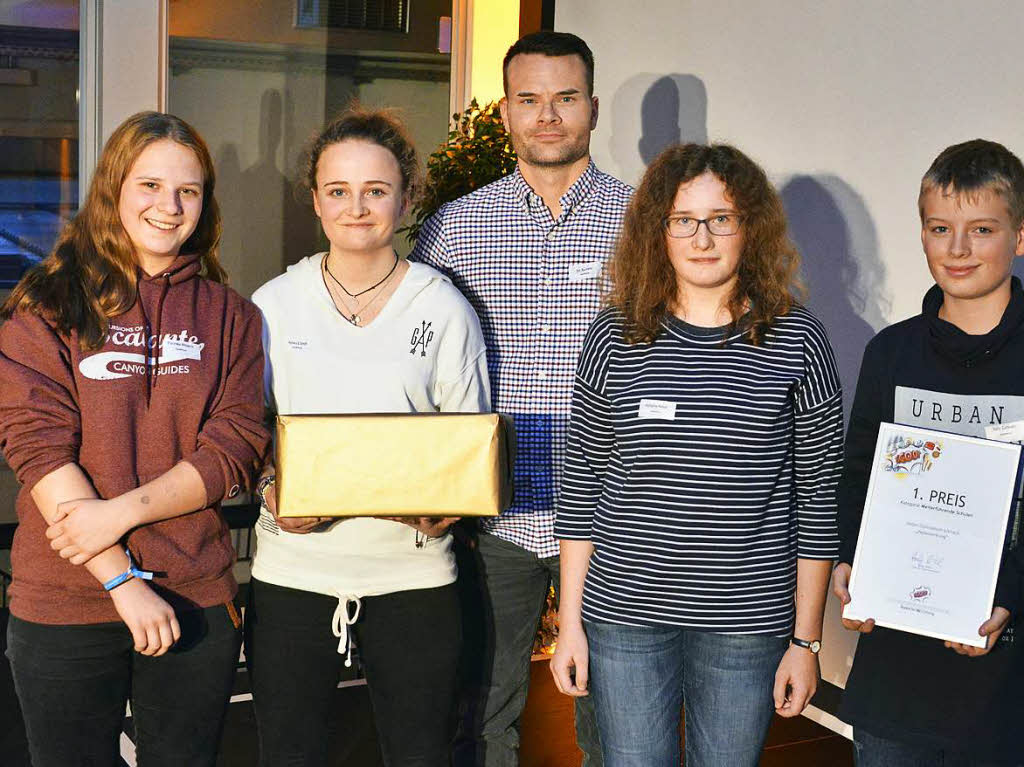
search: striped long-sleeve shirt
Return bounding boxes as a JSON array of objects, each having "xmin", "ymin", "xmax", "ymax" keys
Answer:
[{"xmin": 555, "ymin": 307, "xmax": 843, "ymax": 634}]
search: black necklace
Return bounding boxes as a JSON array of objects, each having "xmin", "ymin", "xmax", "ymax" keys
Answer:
[
  {"xmin": 324, "ymin": 254, "xmax": 399, "ymax": 298},
  {"xmin": 321, "ymin": 257, "xmax": 396, "ymax": 327}
]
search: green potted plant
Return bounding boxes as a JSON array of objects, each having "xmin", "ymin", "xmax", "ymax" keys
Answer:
[{"xmin": 403, "ymin": 99, "xmax": 517, "ymax": 243}]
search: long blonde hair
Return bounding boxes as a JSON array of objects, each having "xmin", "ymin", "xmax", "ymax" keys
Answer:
[{"xmin": 2, "ymin": 111, "xmax": 227, "ymax": 349}]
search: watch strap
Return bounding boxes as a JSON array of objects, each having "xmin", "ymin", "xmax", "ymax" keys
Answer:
[
  {"xmin": 791, "ymin": 636, "xmax": 821, "ymax": 653},
  {"xmin": 257, "ymin": 474, "xmax": 276, "ymax": 507}
]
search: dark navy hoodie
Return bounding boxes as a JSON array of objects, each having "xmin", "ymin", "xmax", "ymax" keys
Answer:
[{"xmin": 838, "ymin": 277, "xmax": 1024, "ymax": 762}]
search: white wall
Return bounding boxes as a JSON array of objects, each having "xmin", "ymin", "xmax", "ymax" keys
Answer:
[
  {"xmin": 559, "ymin": 0, "xmax": 1024, "ymax": 357},
  {"xmin": 556, "ymin": 0, "xmax": 1024, "ymax": 709}
]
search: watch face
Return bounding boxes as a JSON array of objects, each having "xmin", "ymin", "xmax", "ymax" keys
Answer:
[{"xmin": 810, "ymin": 640, "xmax": 821, "ymax": 653}]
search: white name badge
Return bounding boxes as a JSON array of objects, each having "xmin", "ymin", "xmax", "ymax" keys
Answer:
[
  {"xmin": 162, "ymin": 338, "xmax": 202, "ymax": 361},
  {"xmin": 567, "ymin": 261, "xmax": 602, "ymax": 283},
  {"xmin": 985, "ymin": 420, "xmax": 1024, "ymax": 444},
  {"xmin": 638, "ymin": 399, "xmax": 677, "ymax": 420}
]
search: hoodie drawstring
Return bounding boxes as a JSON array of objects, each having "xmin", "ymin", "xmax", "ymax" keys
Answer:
[
  {"xmin": 332, "ymin": 595, "xmax": 362, "ymax": 668},
  {"xmin": 150, "ymin": 274, "xmax": 170, "ymax": 399},
  {"xmin": 137, "ymin": 273, "xmax": 171, "ymax": 407}
]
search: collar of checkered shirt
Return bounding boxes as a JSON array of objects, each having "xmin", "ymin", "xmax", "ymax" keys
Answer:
[{"xmin": 509, "ymin": 159, "xmax": 599, "ymax": 216}]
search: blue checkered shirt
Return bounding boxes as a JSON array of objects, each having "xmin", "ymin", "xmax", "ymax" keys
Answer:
[{"xmin": 410, "ymin": 161, "xmax": 633, "ymax": 556}]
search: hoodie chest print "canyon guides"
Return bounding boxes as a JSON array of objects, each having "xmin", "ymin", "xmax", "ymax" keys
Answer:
[{"xmin": 78, "ymin": 324, "xmax": 205, "ymax": 381}]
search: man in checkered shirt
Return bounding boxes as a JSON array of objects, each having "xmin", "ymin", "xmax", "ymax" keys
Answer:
[{"xmin": 411, "ymin": 31, "xmax": 632, "ymax": 767}]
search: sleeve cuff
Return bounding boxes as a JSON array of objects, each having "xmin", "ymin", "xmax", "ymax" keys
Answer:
[
  {"xmin": 553, "ymin": 521, "xmax": 593, "ymax": 540},
  {"xmin": 183, "ymin": 449, "xmax": 228, "ymax": 507},
  {"xmin": 555, "ymin": 532, "xmax": 593, "ymax": 541},
  {"xmin": 796, "ymin": 549, "xmax": 840, "ymax": 561},
  {"xmin": 994, "ymin": 558, "xmax": 1021, "ymax": 615},
  {"xmin": 837, "ymin": 540, "xmax": 858, "ymax": 567},
  {"xmin": 22, "ymin": 455, "xmax": 78, "ymax": 497}
]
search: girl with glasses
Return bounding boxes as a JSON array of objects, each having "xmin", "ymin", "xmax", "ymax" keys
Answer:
[{"xmin": 550, "ymin": 142, "xmax": 843, "ymax": 767}]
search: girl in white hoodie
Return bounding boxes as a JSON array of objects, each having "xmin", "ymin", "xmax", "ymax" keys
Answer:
[{"xmin": 246, "ymin": 108, "xmax": 489, "ymax": 766}]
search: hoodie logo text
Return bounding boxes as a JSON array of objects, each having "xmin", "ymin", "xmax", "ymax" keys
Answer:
[
  {"xmin": 410, "ymin": 321, "xmax": 435, "ymax": 357},
  {"xmin": 79, "ymin": 324, "xmax": 204, "ymax": 381}
]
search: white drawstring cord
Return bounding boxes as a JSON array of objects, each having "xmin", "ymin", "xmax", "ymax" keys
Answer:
[{"xmin": 332, "ymin": 594, "xmax": 363, "ymax": 667}]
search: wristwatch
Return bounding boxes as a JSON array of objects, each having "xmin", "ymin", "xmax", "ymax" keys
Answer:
[
  {"xmin": 791, "ymin": 636, "xmax": 821, "ymax": 654},
  {"xmin": 256, "ymin": 474, "xmax": 276, "ymax": 507}
]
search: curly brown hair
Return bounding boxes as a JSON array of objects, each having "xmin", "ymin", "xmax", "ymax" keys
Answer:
[{"xmin": 609, "ymin": 143, "xmax": 803, "ymax": 345}]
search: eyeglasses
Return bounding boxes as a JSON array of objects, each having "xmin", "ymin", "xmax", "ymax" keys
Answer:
[{"xmin": 663, "ymin": 214, "xmax": 743, "ymax": 238}]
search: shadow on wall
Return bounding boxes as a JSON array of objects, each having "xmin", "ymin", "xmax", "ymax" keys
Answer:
[
  {"xmin": 607, "ymin": 76, "xmax": 883, "ymax": 424},
  {"xmin": 781, "ymin": 176, "xmax": 890, "ymax": 424},
  {"xmin": 609, "ymin": 74, "xmax": 708, "ymax": 185},
  {"xmin": 215, "ymin": 89, "xmax": 321, "ymax": 297},
  {"xmin": 215, "ymin": 142, "xmax": 242, "ymax": 280},
  {"xmin": 248, "ymin": 89, "xmax": 320, "ymax": 275}
]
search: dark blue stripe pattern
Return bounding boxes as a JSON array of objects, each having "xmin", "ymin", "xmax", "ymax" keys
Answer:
[{"xmin": 556, "ymin": 306, "xmax": 843, "ymax": 633}]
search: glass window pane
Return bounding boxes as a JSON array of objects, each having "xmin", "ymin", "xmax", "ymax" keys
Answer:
[
  {"xmin": 0, "ymin": 1, "xmax": 79, "ymax": 291},
  {"xmin": 168, "ymin": 0, "xmax": 453, "ymax": 299}
]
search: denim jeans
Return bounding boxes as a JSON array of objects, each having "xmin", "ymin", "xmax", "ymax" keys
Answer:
[
  {"xmin": 585, "ymin": 620, "xmax": 788, "ymax": 767},
  {"xmin": 854, "ymin": 729, "xmax": 1020, "ymax": 767},
  {"xmin": 245, "ymin": 578, "xmax": 461, "ymax": 767},
  {"xmin": 5, "ymin": 603, "xmax": 242, "ymax": 767},
  {"xmin": 454, "ymin": 531, "xmax": 602, "ymax": 767}
]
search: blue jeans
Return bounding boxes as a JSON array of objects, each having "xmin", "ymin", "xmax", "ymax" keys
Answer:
[
  {"xmin": 854, "ymin": 729, "xmax": 1018, "ymax": 767},
  {"xmin": 586, "ymin": 620, "xmax": 788, "ymax": 767}
]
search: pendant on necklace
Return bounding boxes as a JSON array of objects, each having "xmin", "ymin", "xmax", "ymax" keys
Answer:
[{"xmin": 351, "ymin": 314, "xmax": 361, "ymax": 326}]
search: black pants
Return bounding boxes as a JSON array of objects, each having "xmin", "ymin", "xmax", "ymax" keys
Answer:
[
  {"xmin": 5, "ymin": 603, "xmax": 242, "ymax": 767},
  {"xmin": 245, "ymin": 578, "xmax": 462, "ymax": 767}
]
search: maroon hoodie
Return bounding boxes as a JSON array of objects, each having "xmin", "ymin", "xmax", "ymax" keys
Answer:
[{"xmin": 0, "ymin": 254, "xmax": 269, "ymax": 624}]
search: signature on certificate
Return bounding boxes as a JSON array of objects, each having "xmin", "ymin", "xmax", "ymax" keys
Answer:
[{"xmin": 911, "ymin": 550, "xmax": 944, "ymax": 573}]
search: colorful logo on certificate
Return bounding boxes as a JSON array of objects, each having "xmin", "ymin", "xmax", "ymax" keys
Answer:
[
  {"xmin": 882, "ymin": 434, "xmax": 943, "ymax": 476},
  {"xmin": 909, "ymin": 585, "xmax": 932, "ymax": 601}
]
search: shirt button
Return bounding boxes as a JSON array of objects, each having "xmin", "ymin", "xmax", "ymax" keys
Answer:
[
  {"xmin": 544, "ymin": 278, "xmax": 553, "ymax": 286},
  {"xmin": 537, "ymin": 370, "xmax": 548, "ymax": 379},
  {"xmin": 540, "ymin": 324, "xmax": 551, "ymax": 333},
  {"xmin": 546, "ymin": 230, "xmax": 557, "ymax": 241}
]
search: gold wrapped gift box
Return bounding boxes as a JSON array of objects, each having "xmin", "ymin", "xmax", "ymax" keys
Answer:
[{"xmin": 275, "ymin": 413, "xmax": 513, "ymax": 517}]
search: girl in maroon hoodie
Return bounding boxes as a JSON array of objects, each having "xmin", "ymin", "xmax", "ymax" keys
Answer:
[{"xmin": 0, "ymin": 112, "xmax": 268, "ymax": 767}]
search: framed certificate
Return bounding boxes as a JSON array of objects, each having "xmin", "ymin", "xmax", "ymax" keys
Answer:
[{"xmin": 845, "ymin": 422, "xmax": 1023, "ymax": 647}]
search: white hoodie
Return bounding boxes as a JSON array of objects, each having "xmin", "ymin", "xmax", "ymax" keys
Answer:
[{"xmin": 250, "ymin": 254, "xmax": 490, "ymax": 599}]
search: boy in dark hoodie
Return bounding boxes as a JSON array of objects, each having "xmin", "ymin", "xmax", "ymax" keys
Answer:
[{"xmin": 832, "ymin": 139, "xmax": 1024, "ymax": 765}]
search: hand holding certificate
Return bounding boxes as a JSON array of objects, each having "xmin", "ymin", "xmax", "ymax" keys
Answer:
[{"xmin": 844, "ymin": 423, "xmax": 1023, "ymax": 648}]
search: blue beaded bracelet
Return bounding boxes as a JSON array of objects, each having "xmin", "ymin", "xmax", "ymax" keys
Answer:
[{"xmin": 103, "ymin": 548, "xmax": 154, "ymax": 592}]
